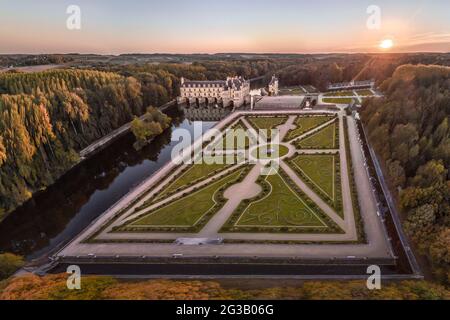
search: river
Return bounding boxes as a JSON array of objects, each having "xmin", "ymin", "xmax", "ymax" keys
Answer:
[{"xmin": 0, "ymin": 106, "xmax": 219, "ymax": 260}]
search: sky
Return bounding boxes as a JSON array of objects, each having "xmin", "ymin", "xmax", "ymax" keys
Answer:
[{"xmin": 1, "ymin": 0, "xmax": 450, "ymax": 54}]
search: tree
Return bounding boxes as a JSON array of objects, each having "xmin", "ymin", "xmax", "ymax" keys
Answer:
[
  {"xmin": 0, "ymin": 136, "xmax": 6, "ymax": 166},
  {"xmin": 130, "ymin": 107, "xmax": 171, "ymax": 150},
  {"xmin": 411, "ymin": 160, "xmax": 447, "ymax": 188},
  {"xmin": 130, "ymin": 117, "xmax": 150, "ymax": 143},
  {"xmin": 0, "ymin": 253, "xmax": 24, "ymax": 280},
  {"xmin": 387, "ymin": 159, "xmax": 406, "ymax": 188},
  {"xmin": 429, "ymin": 228, "xmax": 450, "ymax": 284},
  {"xmin": 0, "ymin": 70, "xmax": 173, "ymax": 214},
  {"xmin": 361, "ymin": 64, "xmax": 450, "ymax": 285}
]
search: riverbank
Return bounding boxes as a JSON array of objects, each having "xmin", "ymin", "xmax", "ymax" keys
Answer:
[
  {"xmin": 79, "ymin": 100, "xmax": 176, "ymax": 159},
  {"xmin": 0, "ymin": 100, "xmax": 177, "ymax": 223},
  {"xmin": 0, "ymin": 106, "xmax": 218, "ymax": 261}
]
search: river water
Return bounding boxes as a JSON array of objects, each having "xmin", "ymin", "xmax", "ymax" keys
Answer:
[{"xmin": 0, "ymin": 106, "xmax": 218, "ymax": 260}]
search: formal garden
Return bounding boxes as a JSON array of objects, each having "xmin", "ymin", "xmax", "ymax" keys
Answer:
[{"xmin": 94, "ymin": 112, "xmax": 363, "ymax": 243}]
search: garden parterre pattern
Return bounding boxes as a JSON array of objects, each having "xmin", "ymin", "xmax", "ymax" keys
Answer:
[
  {"xmin": 295, "ymin": 121, "xmax": 338, "ymax": 149},
  {"xmin": 107, "ymin": 112, "xmax": 359, "ymax": 242},
  {"xmin": 287, "ymin": 153, "xmax": 344, "ymax": 218},
  {"xmin": 119, "ymin": 168, "xmax": 248, "ymax": 232},
  {"xmin": 220, "ymin": 168, "xmax": 343, "ymax": 234},
  {"xmin": 284, "ymin": 115, "xmax": 335, "ymax": 141},
  {"xmin": 206, "ymin": 120, "xmax": 254, "ymax": 151},
  {"xmin": 246, "ymin": 116, "xmax": 288, "ymax": 131}
]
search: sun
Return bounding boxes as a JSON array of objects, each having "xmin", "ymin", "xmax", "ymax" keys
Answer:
[{"xmin": 379, "ymin": 39, "xmax": 394, "ymax": 50}]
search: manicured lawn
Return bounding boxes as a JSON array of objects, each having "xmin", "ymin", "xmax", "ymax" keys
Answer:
[
  {"xmin": 247, "ymin": 116, "xmax": 287, "ymax": 131},
  {"xmin": 355, "ymin": 89, "xmax": 374, "ymax": 96},
  {"xmin": 322, "ymin": 98, "xmax": 354, "ymax": 104},
  {"xmin": 288, "ymin": 153, "xmax": 344, "ymax": 218},
  {"xmin": 155, "ymin": 156, "xmax": 234, "ymax": 201},
  {"xmin": 208, "ymin": 121, "xmax": 253, "ymax": 151},
  {"xmin": 235, "ymin": 171, "xmax": 327, "ymax": 228},
  {"xmin": 285, "ymin": 115, "xmax": 334, "ymax": 141},
  {"xmin": 295, "ymin": 122, "xmax": 337, "ymax": 149},
  {"xmin": 324, "ymin": 91, "xmax": 354, "ymax": 97},
  {"xmin": 290, "ymin": 154, "xmax": 335, "ymax": 200},
  {"xmin": 251, "ymin": 144, "xmax": 289, "ymax": 160},
  {"xmin": 131, "ymin": 168, "xmax": 245, "ymax": 227}
]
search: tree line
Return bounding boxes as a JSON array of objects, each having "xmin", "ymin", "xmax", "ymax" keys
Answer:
[
  {"xmin": 0, "ymin": 69, "xmax": 159, "ymax": 217},
  {"xmin": 361, "ymin": 64, "xmax": 450, "ymax": 285},
  {"xmin": 0, "ymin": 271, "xmax": 448, "ymax": 300}
]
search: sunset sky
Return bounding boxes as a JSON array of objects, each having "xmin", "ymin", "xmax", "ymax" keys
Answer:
[{"xmin": 1, "ymin": 0, "xmax": 450, "ymax": 54}]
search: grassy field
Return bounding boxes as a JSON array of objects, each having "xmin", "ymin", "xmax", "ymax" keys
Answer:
[
  {"xmin": 295, "ymin": 122, "xmax": 337, "ymax": 149},
  {"xmin": 322, "ymin": 98, "xmax": 354, "ymax": 104},
  {"xmin": 324, "ymin": 91, "xmax": 354, "ymax": 97},
  {"xmin": 154, "ymin": 156, "xmax": 235, "ymax": 201},
  {"xmin": 290, "ymin": 154, "xmax": 335, "ymax": 200},
  {"xmin": 285, "ymin": 115, "xmax": 334, "ymax": 141},
  {"xmin": 251, "ymin": 144, "xmax": 289, "ymax": 160},
  {"xmin": 355, "ymin": 89, "xmax": 374, "ymax": 96},
  {"xmin": 247, "ymin": 116, "xmax": 287, "ymax": 131},
  {"xmin": 235, "ymin": 171, "xmax": 327, "ymax": 228},
  {"xmin": 288, "ymin": 153, "xmax": 344, "ymax": 218},
  {"xmin": 129, "ymin": 168, "xmax": 245, "ymax": 228}
]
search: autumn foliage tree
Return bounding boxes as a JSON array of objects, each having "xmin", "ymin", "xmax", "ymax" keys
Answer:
[
  {"xmin": 361, "ymin": 64, "xmax": 450, "ymax": 284},
  {"xmin": 130, "ymin": 106, "xmax": 171, "ymax": 150},
  {"xmin": 0, "ymin": 70, "xmax": 146, "ymax": 217}
]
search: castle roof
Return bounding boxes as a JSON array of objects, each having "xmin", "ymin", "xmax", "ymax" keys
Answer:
[{"xmin": 181, "ymin": 76, "xmax": 247, "ymax": 90}]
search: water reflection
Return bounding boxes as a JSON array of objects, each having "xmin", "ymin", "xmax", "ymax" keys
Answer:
[{"xmin": 0, "ymin": 105, "xmax": 219, "ymax": 259}]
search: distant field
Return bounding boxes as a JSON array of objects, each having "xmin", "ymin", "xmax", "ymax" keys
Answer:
[{"xmin": 0, "ymin": 64, "xmax": 63, "ymax": 73}]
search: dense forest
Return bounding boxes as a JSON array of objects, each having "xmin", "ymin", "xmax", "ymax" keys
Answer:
[
  {"xmin": 0, "ymin": 60, "xmax": 282, "ymax": 218},
  {"xmin": 2, "ymin": 54, "xmax": 450, "ymax": 223},
  {"xmin": 0, "ymin": 272, "xmax": 448, "ymax": 300},
  {"xmin": 94, "ymin": 60, "xmax": 284, "ymax": 104},
  {"xmin": 361, "ymin": 64, "xmax": 450, "ymax": 284},
  {"xmin": 0, "ymin": 69, "xmax": 172, "ymax": 218},
  {"xmin": 0, "ymin": 54, "xmax": 73, "ymax": 68},
  {"xmin": 276, "ymin": 53, "xmax": 450, "ymax": 90}
]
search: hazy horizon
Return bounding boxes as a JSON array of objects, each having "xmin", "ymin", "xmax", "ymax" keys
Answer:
[{"xmin": 1, "ymin": 0, "xmax": 450, "ymax": 54}]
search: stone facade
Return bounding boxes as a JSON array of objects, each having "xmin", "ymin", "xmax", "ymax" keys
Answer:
[
  {"xmin": 178, "ymin": 76, "xmax": 250, "ymax": 107},
  {"xmin": 327, "ymin": 80, "xmax": 375, "ymax": 91},
  {"xmin": 268, "ymin": 75, "xmax": 279, "ymax": 96}
]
